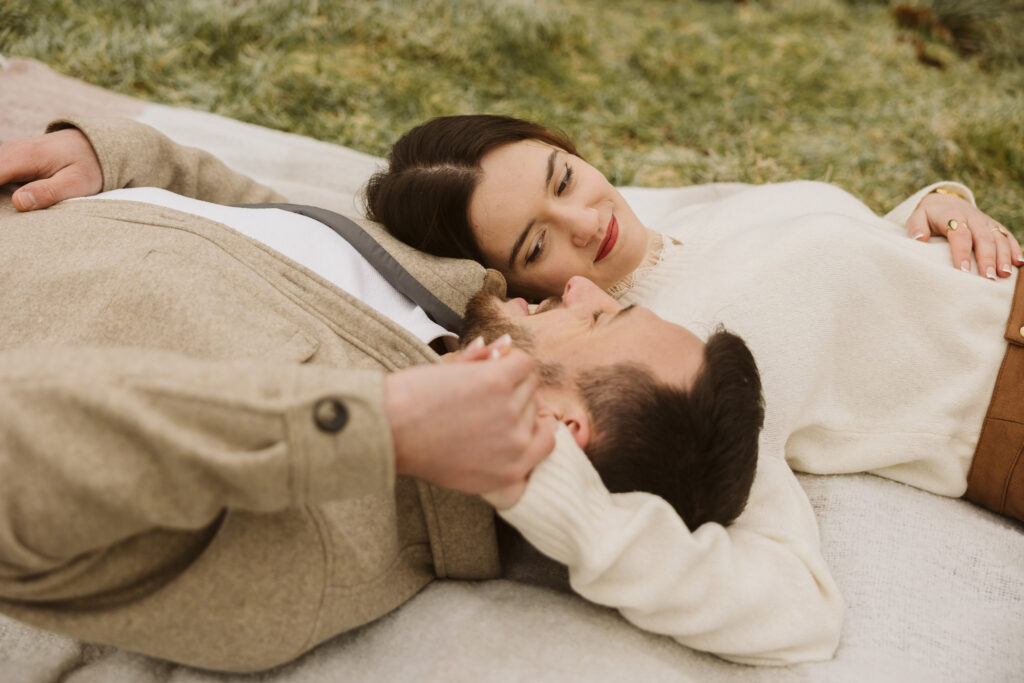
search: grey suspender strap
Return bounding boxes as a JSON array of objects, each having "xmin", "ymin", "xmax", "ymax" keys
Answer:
[{"xmin": 236, "ymin": 203, "xmax": 463, "ymax": 332}]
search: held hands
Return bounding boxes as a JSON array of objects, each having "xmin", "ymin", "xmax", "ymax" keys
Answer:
[
  {"xmin": 907, "ymin": 191, "xmax": 1022, "ymax": 279},
  {"xmin": 0, "ymin": 129, "xmax": 103, "ymax": 210},
  {"xmin": 385, "ymin": 336, "xmax": 556, "ymax": 509}
]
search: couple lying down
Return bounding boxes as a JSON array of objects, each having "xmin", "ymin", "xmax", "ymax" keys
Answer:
[{"xmin": 0, "ymin": 114, "xmax": 1019, "ymax": 672}]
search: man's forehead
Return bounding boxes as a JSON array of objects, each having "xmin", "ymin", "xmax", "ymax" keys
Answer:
[{"xmin": 582, "ymin": 308, "xmax": 704, "ymax": 388}]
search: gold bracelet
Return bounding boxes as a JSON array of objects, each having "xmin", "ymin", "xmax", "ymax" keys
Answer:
[{"xmin": 932, "ymin": 187, "xmax": 970, "ymax": 202}]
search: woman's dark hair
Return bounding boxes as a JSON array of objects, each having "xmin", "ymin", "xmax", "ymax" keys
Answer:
[
  {"xmin": 577, "ymin": 327, "xmax": 764, "ymax": 529},
  {"xmin": 364, "ymin": 115, "xmax": 577, "ymax": 265}
]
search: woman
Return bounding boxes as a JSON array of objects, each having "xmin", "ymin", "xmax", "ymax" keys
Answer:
[
  {"xmin": 365, "ymin": 115, "xmax": 1021, "ymax": 302},
  {"xmin": 368, "ymin": 116, "xmax": 1024, "ymax": 665}
]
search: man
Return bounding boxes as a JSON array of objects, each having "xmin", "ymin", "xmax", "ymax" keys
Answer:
[
  {"xmin": 463, "ymin": 275, "xmax": 846, "ymax": 666},
  {"xmin": 0, "ymin": 120, "xmax": 771, "ymax": 670}
]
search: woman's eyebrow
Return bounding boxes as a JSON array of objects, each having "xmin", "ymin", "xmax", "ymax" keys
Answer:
[
  {"xmin": 508, "ymin": 148, "xmax": 560, "ymax": 269},
  {"xmin": 544, "ymin": 148, "xmax": 558, "ymax": 188}
]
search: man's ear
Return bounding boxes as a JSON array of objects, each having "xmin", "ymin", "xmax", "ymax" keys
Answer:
[{"xmin": 537, "ymin": 387, "xmax": 590, "ymax": 450}]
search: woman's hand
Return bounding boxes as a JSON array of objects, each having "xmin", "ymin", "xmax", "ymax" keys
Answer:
[
  {"xmin": 387, "ymin": 339, "xmax": 555, "ymax": 502},
  {"xmin": 906, "ymin": 191, "xmax": 1022, "ymax": 279},
  {"xmin": 409, "ymin": 333, "xmax": 555, "ymax": 508},
  {"xmin": 0, "ymin": 129, "xmax": 103, "ymax": 211},
  {"xmin": 444, "ymin": 333, "xmax": 555, "ymax": 509},
  {"xmin": 444, "ymin": 333, "xmax": 513, "ymax": 363}
]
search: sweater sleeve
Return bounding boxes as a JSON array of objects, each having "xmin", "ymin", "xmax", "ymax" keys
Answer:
[
  {"xmin": 0, "ymin": 346, "xmax": 394, "ymax": 576},
  {"xmin": 499, "ymin": 426, "xmax": 844, "ymax": 665},
  {"xmin": 883, "ymin": 181, "xmax": 976, "ymax": 228},
  {"xmin": 45, "ymin": 117, "xmax": 288, "ymax": 205}
]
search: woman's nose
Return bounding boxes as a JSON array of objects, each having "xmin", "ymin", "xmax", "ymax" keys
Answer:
[
  {"xmin": 570, "ymin": 216, "xmax": 600, "ymax": 247},
  {"xmin": 552, "ymin": 205, "xmax": 599, "ymax": 247}
]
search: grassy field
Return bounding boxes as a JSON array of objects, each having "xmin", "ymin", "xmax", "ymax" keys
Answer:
[{"xmin": 2, "ymin": 0, "xmax": 1022, "ymax": 229}]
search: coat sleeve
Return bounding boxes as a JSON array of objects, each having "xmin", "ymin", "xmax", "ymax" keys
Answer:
[
  {"xmin": 46, "ymin": 117, "xmax": 288, "ymax": 205},
  {"xmin": 0, "ymin": 346, "xmax": 394, "ymax": 576},
  {"xmin": 499, "ymin": 426, "xmax": 844, "ymax": 665}
]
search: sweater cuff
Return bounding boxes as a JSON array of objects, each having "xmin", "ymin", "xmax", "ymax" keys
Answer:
[{"xmin": 498, "ymin": 425, "xmax": 616, "ymax": 567}]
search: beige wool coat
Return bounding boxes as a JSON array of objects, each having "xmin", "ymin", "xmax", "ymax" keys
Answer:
[{"xmin": 0, "ymin": 118, "xmax": 506, "ymax": 672}]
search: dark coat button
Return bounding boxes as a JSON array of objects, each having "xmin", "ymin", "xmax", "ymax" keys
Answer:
[{"xmin": 313, "ymin": 398, "xmax": 348, "ymax": 432}]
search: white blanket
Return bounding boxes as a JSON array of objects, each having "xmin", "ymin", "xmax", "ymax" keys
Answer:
[{"xmin": 1, "ymin": 57, "xmax": 1021, "ymax": 683}]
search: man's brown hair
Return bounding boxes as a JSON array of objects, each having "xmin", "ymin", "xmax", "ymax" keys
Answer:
[{"xmin": 578, "ymin": 327, "xmax": 764, "ymax": 529}]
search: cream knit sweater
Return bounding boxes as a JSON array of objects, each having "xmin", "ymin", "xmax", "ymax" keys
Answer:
[{"xmin": 500, "ymin": 180, "xmax": 1015, "ymax": 665}]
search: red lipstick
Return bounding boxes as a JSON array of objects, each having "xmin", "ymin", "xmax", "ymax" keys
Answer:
[{"xmin": 594, "ymin": 216, "xmax": 619, "ymax": 263}]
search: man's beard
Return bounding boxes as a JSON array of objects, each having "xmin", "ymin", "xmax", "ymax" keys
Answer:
[
  {"xmin": 459, "ymin": 291, "xmax": 537, "ymax": 351},
  {"xmin": 459, "ymin": 291, "xmax": 564, "ymax": 386}
]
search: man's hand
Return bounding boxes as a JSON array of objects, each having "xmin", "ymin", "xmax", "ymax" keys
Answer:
[
  {"xmin": 0, "ymin": 129, "xmax": 103, "ymax": 211},
  {"xmin": 907, "ymin": 191, "xmax": 1022, "ymax": 279},
  {"xmin": 385, "ymin": 343, "xmax": 556, "ymax": 502}
]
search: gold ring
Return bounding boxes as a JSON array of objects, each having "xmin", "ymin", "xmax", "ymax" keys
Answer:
[
  {"xmin": 992, "ymin": 225, "xmax": 1010, "ymax": 237},
  {"xmin": 947, "ymin": 219, "xmax": 961, "ymax": 232}
]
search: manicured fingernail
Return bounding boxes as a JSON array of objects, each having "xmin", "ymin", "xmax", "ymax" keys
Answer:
[
  {"xmin": 913, "ymin": 233, "xmax": 927, "ymax": 241},
  {"xmin": 986, "ymin": 266, "xmax": 997, "ymax": 280},
  {"xmin": 15, "ymin": 190, "xmax": 36, "ymax": 210},
  {"xmin": 961, "ymin": 260, "xmax": 971, "ymax": 272},
  {"xmin": 489, "ymin": 334, "xmax": 513, "ymax": 359},
  {"xmin": 1002, "ymin": 265, "xmax": 1013, "ymax": 274},
  {"xmin": 468, "ymin": 336, "xmax": 485, "ymax": 350}
]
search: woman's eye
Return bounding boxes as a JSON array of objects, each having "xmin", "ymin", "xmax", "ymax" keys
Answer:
[
  {"xmin": 557, "ymin": 164, "xmax": 573, "ymax": 196},
  {"xmin": 525, "ymin": 233, "xmax": 545, "ymax": 264}
]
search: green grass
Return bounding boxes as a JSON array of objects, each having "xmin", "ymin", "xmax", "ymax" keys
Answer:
[{"xmin": 3, "ymin": 0, "xmax": 1022, "ymax": 230}]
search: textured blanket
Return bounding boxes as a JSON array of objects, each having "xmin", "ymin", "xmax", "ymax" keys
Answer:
[{"xmin": 1, "ymin": 57, "xmax": 1021, "ymax": 683}]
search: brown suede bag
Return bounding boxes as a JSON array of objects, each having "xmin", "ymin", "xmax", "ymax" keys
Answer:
[{"xmin": 966, "ymin": 271, "xmax": 1024, "ymax": 523}]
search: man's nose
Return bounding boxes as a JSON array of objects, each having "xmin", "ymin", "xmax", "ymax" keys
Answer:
[{"xmin": 562, "ymin": 276, "xmax": 606, "ymax": 305}]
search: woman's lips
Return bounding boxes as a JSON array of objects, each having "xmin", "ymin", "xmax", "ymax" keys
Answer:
[{"xmin": 595, "ymin": 216, "xmax": 619, "ymax": 263}]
